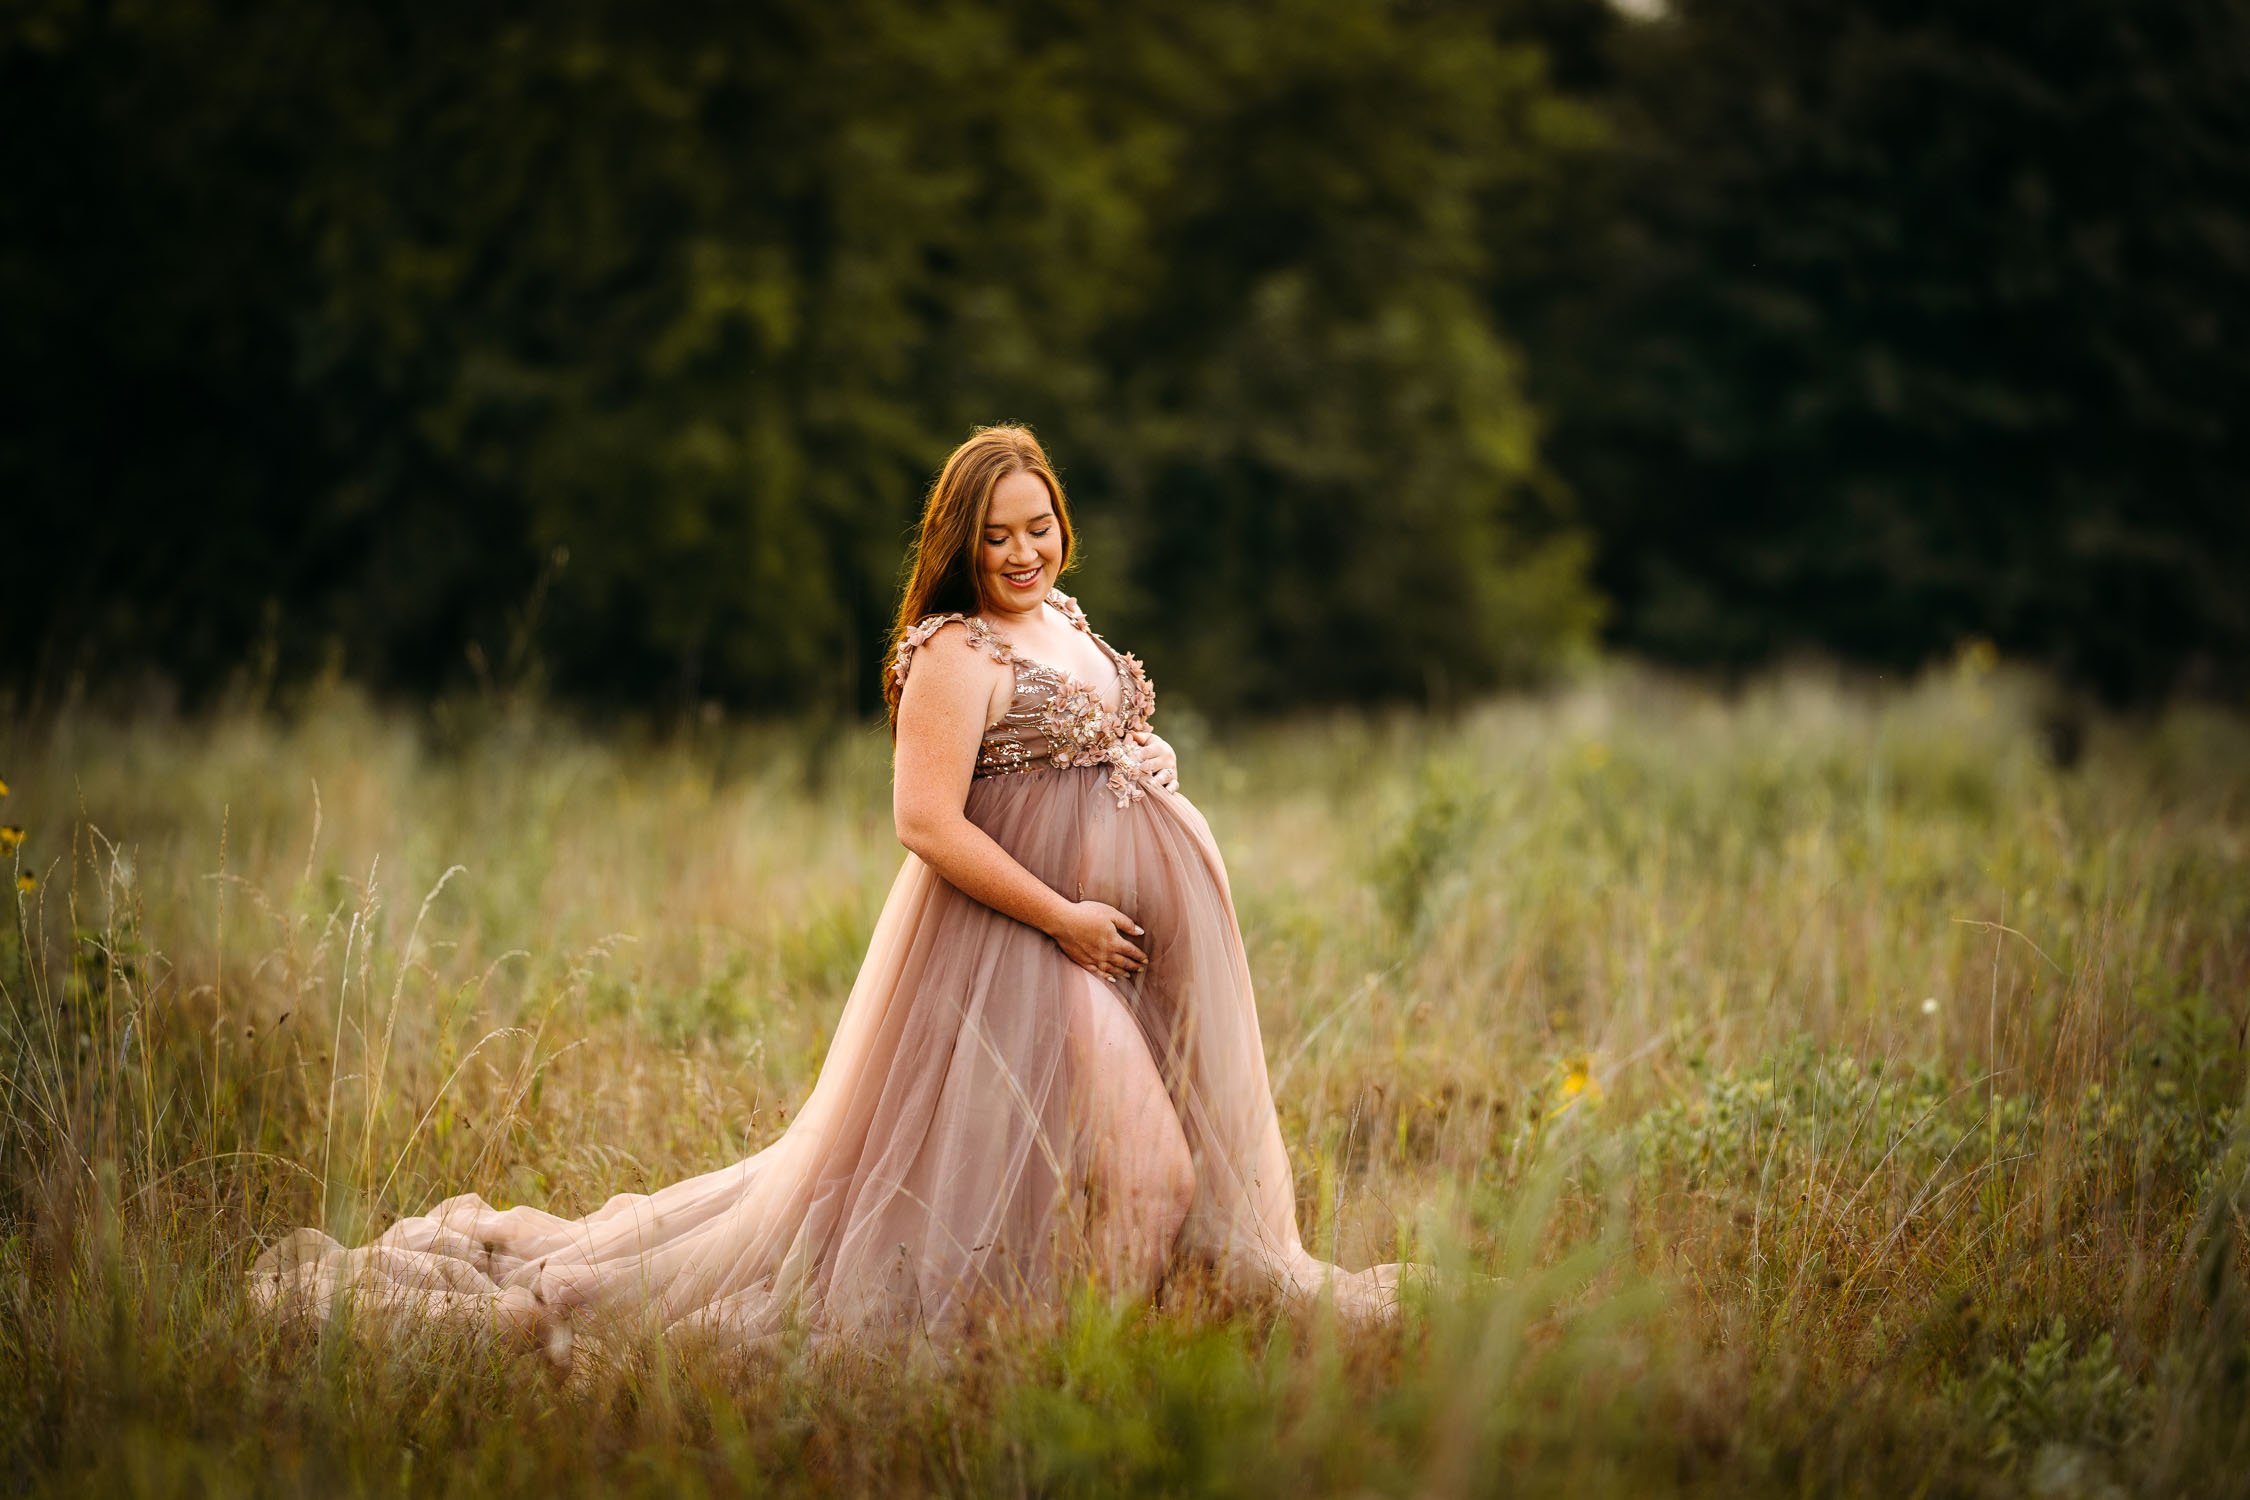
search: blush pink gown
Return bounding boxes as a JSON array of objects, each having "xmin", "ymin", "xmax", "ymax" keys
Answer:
[{"xmin": 251, "ymin": 588, "xmax": 1408, "ymax": 1347}]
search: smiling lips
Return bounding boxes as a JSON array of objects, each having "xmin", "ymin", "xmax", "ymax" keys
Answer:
[{"xmin": 1002, "ymin": 567, "xmax": 1043, "ymax": 590}]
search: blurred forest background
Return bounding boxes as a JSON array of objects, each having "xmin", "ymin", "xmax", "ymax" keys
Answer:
[{"xmin": 4, "ymin": 0, "xmax": 2245, "ymax": 722}]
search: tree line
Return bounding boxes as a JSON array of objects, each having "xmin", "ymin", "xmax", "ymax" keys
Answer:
[{"xmin": 4, "ymin": 0, "xmax": 2242, "ymax": 721}]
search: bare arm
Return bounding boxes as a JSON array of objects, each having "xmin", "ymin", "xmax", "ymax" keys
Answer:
[{"xmin": 893, "ymin": 622, "xmax": 1146, "ymax": 977}]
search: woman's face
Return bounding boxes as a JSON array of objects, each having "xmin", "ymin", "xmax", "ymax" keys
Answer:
[{"xmin": 977, "ymin": 469, "xmax": 1063, "ymax": 615}]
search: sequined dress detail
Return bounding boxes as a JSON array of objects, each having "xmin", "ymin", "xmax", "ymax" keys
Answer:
[{"xmin": 889, "ymin": 591, "xmax": 1158, "ymax": 803}]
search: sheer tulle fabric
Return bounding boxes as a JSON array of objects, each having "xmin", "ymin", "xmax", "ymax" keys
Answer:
[{"xmin": 251, "ymin": 602, "xmax": 1407, "ymax": 1348}]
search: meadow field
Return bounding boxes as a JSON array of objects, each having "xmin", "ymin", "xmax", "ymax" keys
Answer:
[{"xmin": 3, "ymin": 656, "xmax": 2247, "ymax": 1497}]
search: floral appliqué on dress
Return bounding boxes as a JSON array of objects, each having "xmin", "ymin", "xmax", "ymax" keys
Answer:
[{"xmin": 892, "ymin": 589, "xmax": 1159, "ymax": 808}]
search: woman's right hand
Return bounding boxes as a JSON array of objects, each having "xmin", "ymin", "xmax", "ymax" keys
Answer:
[{"xmin": 1050, "ymin": 900, "xmax": 1147, "ymax": 982}]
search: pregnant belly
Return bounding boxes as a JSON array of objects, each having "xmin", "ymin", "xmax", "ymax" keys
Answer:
[{"xmin": 962, "ymin": 767, "xmax": 1228, "ymax": 932}]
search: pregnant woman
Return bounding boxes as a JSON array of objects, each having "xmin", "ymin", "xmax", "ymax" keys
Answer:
[{"xmin": 253, "ymin": 425, "xmax": 1410, "ymax": 1350}]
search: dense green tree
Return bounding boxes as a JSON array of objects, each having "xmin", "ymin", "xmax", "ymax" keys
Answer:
[
  {"xmin": 1052, "ymin": 0, "xmax": 1605, "ymax": 710},
  {"xmin": 1513, "ymin": 0, "xmax": 2250, "ymax": 700},
  {"xmin": 1, "ymin": 0, "xmax": 1597, "ymax": 719},
  {"xmin": 10, "ymin": 0, "xmax": 2242, "ymax": 716}
]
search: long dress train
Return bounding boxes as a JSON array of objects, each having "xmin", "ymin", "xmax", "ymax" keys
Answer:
[{"xmin": 250, "ymin": 588, "xmax": 1408, "ymax": 1347}]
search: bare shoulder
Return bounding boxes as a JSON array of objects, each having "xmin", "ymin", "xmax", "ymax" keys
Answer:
[{"xmin": 895, "ymin": 616, "xmax": 1013, "ymax": 729}]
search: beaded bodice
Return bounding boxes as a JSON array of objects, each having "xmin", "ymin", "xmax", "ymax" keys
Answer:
[{"xmin": 891, "ymin": 588, "xmax": 1159, "ymax": 807}]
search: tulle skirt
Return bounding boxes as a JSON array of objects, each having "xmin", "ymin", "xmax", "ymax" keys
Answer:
[{"xmin": 250, "ymin": 767, "xmax": 1407, "ymax": 1348}]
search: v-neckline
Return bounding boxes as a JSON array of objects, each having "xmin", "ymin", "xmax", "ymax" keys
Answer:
[{"xmin": 974, "ymin": 592, "xmax": 1124, "ymax": 716}]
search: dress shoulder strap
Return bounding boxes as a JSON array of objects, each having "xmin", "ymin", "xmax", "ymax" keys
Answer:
[
  {"xmin": 1046, "ymin": 587, "xmax": 1117, "ymax": 661},
  {"xmin": 1047, "ymin": 586, "xmax": 1156, "ymax": 724},
  {"xmin": 889, "ymin": 611, "xmax": 1015, "ymax": 689}
]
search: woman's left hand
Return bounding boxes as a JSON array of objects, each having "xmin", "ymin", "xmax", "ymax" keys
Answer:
[{"xmin": 1131, "ymin": 729, "xmax": 1180, "ymax": 793}]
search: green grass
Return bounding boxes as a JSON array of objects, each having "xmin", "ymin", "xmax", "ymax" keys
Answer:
[{"xmin": 3, "ymin": 654, "xmax": 2247, "ymax": 1496}]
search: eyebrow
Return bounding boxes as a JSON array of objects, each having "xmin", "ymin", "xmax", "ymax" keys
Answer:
[{"xmin": 984, "ymin": 512, "xmax": 1055, "ymax": 531}]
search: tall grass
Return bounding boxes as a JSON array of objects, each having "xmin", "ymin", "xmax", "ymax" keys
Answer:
[{"xmin": 3, "ymin": 654, "xmax": 2246, "ymax": 1496}]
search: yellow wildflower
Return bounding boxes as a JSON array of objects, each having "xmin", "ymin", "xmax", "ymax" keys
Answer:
[
  {"xmin": 16, "ymin": 873, "xmax": 33, "ymax": 892},
  {"xmin": 0, "ymin": 775, "xmax": 10, "ymax": 796},
  {"xmin": 1547, "ymin": 1056, "xmax": 1604, "ymax": 1119},
  {"xmin": 0, "ymin": 826, "xmax": 22, "ymax": 852}
]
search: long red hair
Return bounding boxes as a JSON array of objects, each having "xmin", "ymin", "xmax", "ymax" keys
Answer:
[{"xmin": 883, "ymin": 425, "xmax": 1076, "ymax": 729}]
